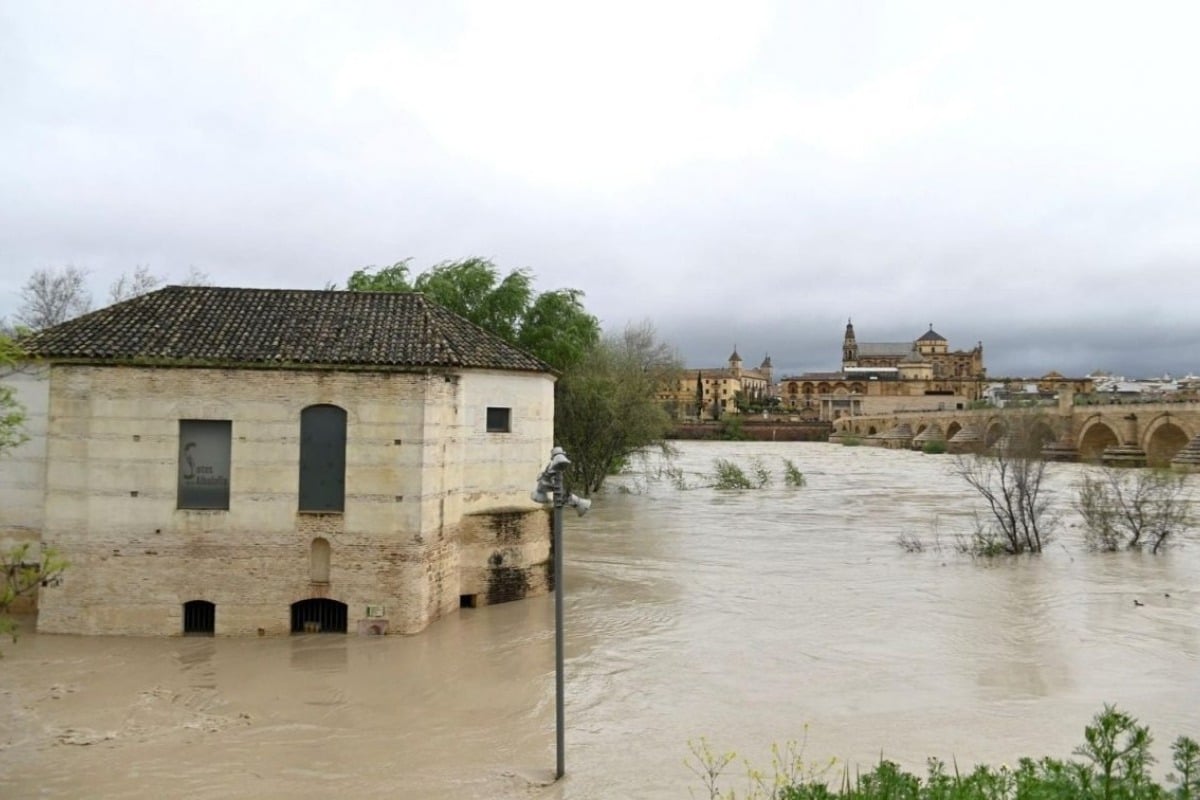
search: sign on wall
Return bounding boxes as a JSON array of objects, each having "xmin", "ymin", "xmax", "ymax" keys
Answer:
[{"xmin": 178, "ymin": 419, "xmax": 232, "ymax": 509}]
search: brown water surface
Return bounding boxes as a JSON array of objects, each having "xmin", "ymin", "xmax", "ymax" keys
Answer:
[{"xmin": 2, "ymin": 442, "xmax": 1198, "ymax": 798}]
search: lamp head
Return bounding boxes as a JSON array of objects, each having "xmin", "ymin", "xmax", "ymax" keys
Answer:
[
  {"xmin": 548, "ymin": 451, "xmax": 571, "ymax": 473},
  {"xmin": 565, "ymin": 493, "xmax": 591, "ymax": 517}
]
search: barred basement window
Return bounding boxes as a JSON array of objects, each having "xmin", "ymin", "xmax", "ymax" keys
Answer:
[
  {"xmin": 291, "ymin": 598, "xmax": 348, "ymax": 633},
  {"xmin": 178, "ymin": 420, "xmax": 231, "ymax": 510},
  {"xmin": 183, "ymin": 600, "xmax": 216, "ymax": 635},
  {"xmin": 486, "ymin": 406, "xmax": 511, "ymax": 433}
]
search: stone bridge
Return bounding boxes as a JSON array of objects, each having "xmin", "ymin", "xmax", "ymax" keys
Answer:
[{"xmin": 829, "ymin": 396, "xmax": 1200, "ymax": 469}]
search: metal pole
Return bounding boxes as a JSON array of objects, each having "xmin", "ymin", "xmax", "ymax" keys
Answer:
[{"xmin": 553, "ymin": 475, "xmax": 566, "ymax": 780}]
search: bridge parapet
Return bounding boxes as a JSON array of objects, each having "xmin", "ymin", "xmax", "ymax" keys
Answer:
[{"xmin": 831, "ymin": 402, "xmax": 1200, "ymax": 468}]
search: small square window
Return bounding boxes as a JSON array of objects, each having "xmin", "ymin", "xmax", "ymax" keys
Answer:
[{"xmin": 486, "ymin": 407, "xmax": 511, "ymax": 433}]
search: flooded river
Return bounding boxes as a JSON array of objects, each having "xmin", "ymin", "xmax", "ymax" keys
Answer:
[{"xmin": 2, "ymin": 442, "xmax": 1198, "ymax": 798}]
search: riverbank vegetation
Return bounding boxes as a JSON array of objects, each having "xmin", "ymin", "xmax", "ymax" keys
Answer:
[{"xmin": 689, "ymin": 705, "xmax": 1200, "ymax": 799}]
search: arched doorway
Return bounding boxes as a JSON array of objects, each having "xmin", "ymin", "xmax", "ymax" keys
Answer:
[
  {"xmin": 183, "ymin": 600, "xmax": 215, "ymax": 636},
  {"xmin": 1146, "ymin": 423, "xmax": 1189, "ymax": 467},
  {"xmin": 291, "ymin": 598, "xmax": 348, "ymax": 634}
]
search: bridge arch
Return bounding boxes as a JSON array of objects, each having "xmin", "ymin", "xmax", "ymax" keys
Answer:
[
  {"xmin": 1078, "ymin": 419, "xmax": 1120, "ymax": 463},
  {"xmin": 946, "ymin": 421, "xmax": 962, "ymax": 440},
  {"xmin": 1142, "ymin": 414, "xmax": 1191, "ymax": 467},
  {"xmin": 984, "ymin": 419, "xmax": 1007, "ymax": 448},
  {"xmin": 1031, "ymin": 419, "xmax": 1057, "ymax": 446}
]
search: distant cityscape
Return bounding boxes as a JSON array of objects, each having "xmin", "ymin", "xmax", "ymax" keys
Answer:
[{"xmin": 664, "ymin": 320, "xmax": 1200, "ymax": 422}]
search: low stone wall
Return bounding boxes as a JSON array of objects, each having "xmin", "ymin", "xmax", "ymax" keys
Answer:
[{"xmin": 670, "ymin": 421, "xmax": 832, "ymax": 442}]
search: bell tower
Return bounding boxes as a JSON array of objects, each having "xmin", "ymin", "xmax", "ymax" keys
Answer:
[{"xmin": 842, "ymin": 319, "xmax": 858, "ymax": 367}]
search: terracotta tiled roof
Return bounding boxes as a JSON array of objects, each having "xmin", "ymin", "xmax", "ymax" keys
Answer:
[{"xmin": 20, "ymin": 286, "xmax": 551, "ymax": 372}]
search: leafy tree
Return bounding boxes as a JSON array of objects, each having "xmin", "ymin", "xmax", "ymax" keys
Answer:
[
  {"xmin": 0, "ymin": 336, "xmax": 64, "ymax": 647},
  {"xmin": 411, "ymin": 258, "xmax": 532, "ymax": 343},
  {"xmin": 515, "ymin": 288, "xmax": 599, "ymax": 372},
  {"xmin": 0, "ymin": 334, "xmax": 28, "ymax": 453},
  {"xmin": 346, "ymin": 258, "xmax": 599, "ymax": 372},
  {"xmin": 555, "ymin": 322, "xmax": 681, "ymax": 495},
  {"xmin": 2, "ymin": 544, "xmax": 67, "ymax": 647},
  {"xmin": 16, "ymin": 265, "xmax": 91, "ymax": 329},
  {"xmin": 345, "ymin": 259, "xmax": 415, "ymax": 293}
]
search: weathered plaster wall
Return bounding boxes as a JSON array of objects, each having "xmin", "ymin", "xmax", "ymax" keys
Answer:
[
  {"xmin": 457, "ymin": 370, "xmax": 556, "ymax": 515},
  {"xmin": 31, "ymin": 364, "xmax": 552, "ymax": 636}
]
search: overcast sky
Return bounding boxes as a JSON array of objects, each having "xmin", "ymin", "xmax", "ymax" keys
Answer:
[{"xmin": 3, "ymin": 1, "xmax": 1199, "ymax": 379}]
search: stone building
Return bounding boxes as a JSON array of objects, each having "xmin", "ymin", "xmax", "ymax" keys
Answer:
[
  {"xmin": 780, "ymin": 321, "xmax": 987, "ymax": 420},
  {"xmin": 660, "ymin": 348, "xmax": 773, "ymax": 418},
  {"xmin": 843, "ymin": 321, "xmax": 985, "ymax": 378},
  {"xmin": 1, "ymin": 286, "xmax": 556, "ymax": 637}
]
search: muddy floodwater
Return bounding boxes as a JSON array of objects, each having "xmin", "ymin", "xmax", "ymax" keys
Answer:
[{"xmin": 2, "ymin": 442, "xmax": 1198, "ymax": 799}]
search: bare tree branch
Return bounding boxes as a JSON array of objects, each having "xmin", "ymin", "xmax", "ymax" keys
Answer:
[
  {"xmin": 16, "ymin": 266, "xmax": 91, "ymax": 330},
  {"xmin": 108, "ymin": 265, "xmax": 163, "ymax": 304}
]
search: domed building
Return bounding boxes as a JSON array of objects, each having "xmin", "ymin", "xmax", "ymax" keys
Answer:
[{"xmin": 780, "ymin": 321, "xmax": 987, "ymax": 420}]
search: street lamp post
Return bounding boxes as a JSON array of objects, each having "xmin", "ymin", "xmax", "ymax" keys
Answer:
[
  {"xmin": 531, "ymin": 446, "xmax": 590, "ymax": 781},
  {"xmin": 551, "ymin": 468, "xmax": 566, "ymax": 780}
]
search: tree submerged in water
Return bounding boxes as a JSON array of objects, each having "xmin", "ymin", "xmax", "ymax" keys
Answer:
[
  {"xmin": 953, "ymin": 412, "xmax": 1057, "ymax": 555},
  {"xmin": 1076, "ymin": 467, "xmax": 1194, "ymax": 553},
  {"xmin": 1, "ymin": 544, "xmax": 68, "ymax": 648}
]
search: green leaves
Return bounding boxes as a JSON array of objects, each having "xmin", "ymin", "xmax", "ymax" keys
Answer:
[
  {"xmin": 345, "ymin": 257, "xmax": 599, "ymax": 372},
  {"xmin": 0, "ymin": 334, "xmax": 29, "ymax": 455}
]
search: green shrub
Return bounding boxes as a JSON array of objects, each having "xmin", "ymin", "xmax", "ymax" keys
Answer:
[
  {"xmin": 841, "ymin": 435, "xmax": 862, "ymax": 447},
  {"xmin": 711, "ymin": 458, "xmax": 754, "ymax": 490},
  {"xmin": 921, "ymin": 439, "xmax": 947, "ymax": 455},
  {"xmin": 782, "ymin": 458, "xmax": 807, "ymax": 487},
  {"xmin": 718, "ymin": 416, "xmax": 748, "ymax": 441},
  {"xmin": 710, "ymin": 458, "xmax": 771, "ymax": 490}
]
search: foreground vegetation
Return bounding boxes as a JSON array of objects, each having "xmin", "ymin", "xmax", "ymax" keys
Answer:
[{"xmin": 690, "ymin": 706, "xmax": 1199, "ymax": 799}]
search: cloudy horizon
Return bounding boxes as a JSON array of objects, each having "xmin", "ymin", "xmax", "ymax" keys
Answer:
[{"xmin": 4, "ymin": 1, "xmax": 1198, "ymax": 380}]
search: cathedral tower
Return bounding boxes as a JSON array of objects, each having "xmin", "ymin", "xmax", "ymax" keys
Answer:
[{"xmin": 842, "ymin": 320, "xmax": 858, "ymax": 367}]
